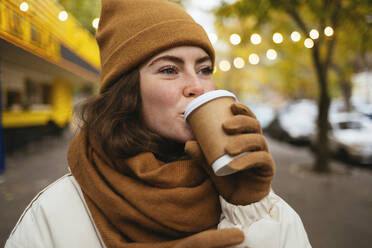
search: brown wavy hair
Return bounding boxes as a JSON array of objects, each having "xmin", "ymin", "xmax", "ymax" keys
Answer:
[{"xmin": 78, "ymin": 68, "xmax": 186, "ymax": 162}]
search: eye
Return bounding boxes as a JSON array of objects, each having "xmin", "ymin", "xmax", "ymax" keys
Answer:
[
  {"xmin": 199, "ymin": 66, "xmax": 213, "ymax": 75},
  {"xmin": 159, "ymin": 65, "xmax": 178, "ymax": 75}
]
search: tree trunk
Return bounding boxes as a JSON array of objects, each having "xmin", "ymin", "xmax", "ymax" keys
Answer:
[
  {"xmin": 340, "ymin": 79, "xmax": 352, "ymax": 112},
  {"xmin": 312, "ymin": 48, "xmax": 331, "ymax": 173},
  {"xmin": 331, "ymin": 64, "xmax": 353, "ymax": 112}
]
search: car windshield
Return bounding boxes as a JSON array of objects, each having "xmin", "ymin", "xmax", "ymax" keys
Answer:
[{"xmin": 337, "ymin": 121, "xmax": 362, "ymax": 130}]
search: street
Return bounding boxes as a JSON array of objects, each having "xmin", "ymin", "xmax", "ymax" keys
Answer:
[{"xmin": 1, "ymin": 130, "xmax": 372, "ymax": 247}]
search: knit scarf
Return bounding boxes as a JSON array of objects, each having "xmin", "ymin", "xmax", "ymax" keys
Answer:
[{"xmin": 68, "ymin": 130, "xmax": 220, "ymax": 248}]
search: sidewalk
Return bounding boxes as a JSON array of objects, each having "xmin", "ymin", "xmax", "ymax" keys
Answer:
[
  {"xmin": 0, "ymin": 131, "xmax": 72, "ymax": 246},
  {"xmin": 269, "ymin": 137, "xmax": 372, "ymax": 248},
  {"xmin": 0, "ymin": 131, "xmax": 371, "ymax": 247}
]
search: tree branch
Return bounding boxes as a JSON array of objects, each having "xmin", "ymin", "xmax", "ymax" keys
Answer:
[
  {"xmin": 324, "ymin": 0, "xmax": 341, "ymax": 70},
  {"xmin": 316, "ymin": 0, "xmax": 331, "ymax": 48},
  {"xmin": 286, "ymin": 8, "xmax": 308, "ymax": 35}
]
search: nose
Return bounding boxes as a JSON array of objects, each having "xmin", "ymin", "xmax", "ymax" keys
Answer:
[{"xmin": 183, "ymin": 73, "xmax": 204, "ymax": 97}]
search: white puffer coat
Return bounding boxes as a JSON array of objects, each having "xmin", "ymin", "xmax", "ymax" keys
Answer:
[{"xmin": 5, "ymin": 174, "xmax": 311, "ymax": 248}]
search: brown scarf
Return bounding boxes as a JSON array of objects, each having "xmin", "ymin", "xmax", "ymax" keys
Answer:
[{"xmin": 68, "ymin": 130, "xmax": 220, "ymax": 248}]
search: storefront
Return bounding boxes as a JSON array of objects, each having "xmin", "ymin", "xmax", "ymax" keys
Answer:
[{"xmin": 0, "ymin": 0, "xmax": 100, "ymax": 155}]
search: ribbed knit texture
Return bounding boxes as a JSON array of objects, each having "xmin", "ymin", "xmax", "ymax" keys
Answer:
[
  {"xmin": 96, "ymin": 0, "xmax": 215, "ymax": 91},
  {"xmin": 68, "ymin": 130, "xmax": 220, "ymax": 248}
]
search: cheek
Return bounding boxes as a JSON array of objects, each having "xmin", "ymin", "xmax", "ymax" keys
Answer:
[
  {"xmin": 143, "ymin": 87, "xmax": 179, "ymax": 109},
  {"xmin": 208, "ymin": 83, "xmax": 216, "ymax": 92},
  {"xmin": 141, "ymin": 81, "xmax": 181, "ymax": 126},
  {"xmin": 203, "ymin": 79, "xmax": 216, "ymax": 92}
]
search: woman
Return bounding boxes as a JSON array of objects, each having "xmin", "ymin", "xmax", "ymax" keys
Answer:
[{"xmin": 6, "ymin": 0, "xmax": 311, "ymax": 247}]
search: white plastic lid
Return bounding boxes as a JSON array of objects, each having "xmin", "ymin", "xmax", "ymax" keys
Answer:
[{"xmin": 184, "ymin": 90, "xmax": 237, "ymax": 121}]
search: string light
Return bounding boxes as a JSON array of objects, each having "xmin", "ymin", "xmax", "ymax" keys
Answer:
[
  {"xmin": 309, "ymin": 29, "xmax": 319, "ymax": 39},
  {"xmin": 248, "ymin": 53, "xmax": 260, "ymax": 65},
  {"xmin": 324, "ymin": 26, "xmax": 334, "ymax": 36},
  {"xmin": 250, "ymin": 33, "xmax": 261, "ymax": 45},
  {"xmin": 230, "ymin": 33, "xmax": 241, "ymax": 45},
  {"xmin": 58, "ymin": 11, "xmax": 68, "ymax": 21},
  {"xmin": 272, "ymin": 33, "xmax": 283, "ymax": 44},
  {"xmin": 291, "ymin": 31, "xmax": 301, "ymax": 42},
  {"xmin": 92, "ymin": 18, "xmax": 100, "ymax": 29},
  {"xmin": 20, "ymin": 2, "xmax": 29, "ymax": 12},
  {"xmin": 266, "ymin": 49, "xmax": 277, "ymax": 60},
  {"xmin": 233, "ymin": 57, "xmax": 245, "ymax": 69},
  {"xmin": 304, "ymin": 38, "xmax": 314, "ymax": 48},
  {"xmin": 219, "ymin": 60, "xmax": 231, "ymax": 71}
]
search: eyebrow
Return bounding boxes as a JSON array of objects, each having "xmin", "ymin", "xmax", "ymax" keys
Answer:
[{"xmin": 148, "ymin": 55, "xmax": 211, "ymax": 67}]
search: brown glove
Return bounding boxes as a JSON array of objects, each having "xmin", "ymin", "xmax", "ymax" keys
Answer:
[
  {"xmin": 173, "ymin": 228, "xmax": 244, "ymax": 248},
  {"xmin": 185, "ymin": 102, "xmax": 275, "ymax": 205}
]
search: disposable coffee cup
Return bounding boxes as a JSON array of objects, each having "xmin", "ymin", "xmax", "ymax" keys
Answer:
[{"xmin": 184, "ymin": 90, "xmax": 246, "ymax": 176}]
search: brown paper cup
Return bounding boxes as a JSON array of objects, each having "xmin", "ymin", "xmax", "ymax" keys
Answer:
[{"xmin": 185, "ymin": 90, "xmax": 246, "ymax": 176}]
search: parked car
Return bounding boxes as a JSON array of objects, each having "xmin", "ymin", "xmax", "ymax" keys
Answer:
[
  {"xmin": 246, "ymin": 103, "xmax": 275, "ymax": 131},
  {"xmin": 268, "ymin": 99, "xmax": 317, "ymax": 144},
  {"xmin": 352, "ymin": 99, "xmax": 372, "ymax": 120},
  {"xmin": 310, "ymin": 112, "xmax": 372, "ymax": 165}
]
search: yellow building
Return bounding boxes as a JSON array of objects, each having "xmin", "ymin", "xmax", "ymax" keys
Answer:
[{"xmin": 0, "ymin": 0, "xmax": 100, "ymax": 152}]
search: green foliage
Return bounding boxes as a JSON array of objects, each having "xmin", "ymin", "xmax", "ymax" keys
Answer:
[
  {"xmin": 214, "ymin": 0, "xmax": 372, "ymax": 100},
  {"xmin": 58, "ymin": 0, "xmax": 101, "ymax": 34},
  {"xmin": 215, "ymin": 0, "xmax": 372, "ymax": 171},
  {"xmin": 57, "ymin": 0, "xmax": 186, "ymax": 34},
  {"xmin": 213, "ymin": 12, "xmax": 317, "ymax": 99},
  {"xmin": 168, "ymin": 0, "xmax": 184, "ymax": 6}
]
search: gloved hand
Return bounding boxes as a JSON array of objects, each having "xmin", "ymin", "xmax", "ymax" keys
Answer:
[
  {"xmin": 173, "ymin": 228, "xmax": 244, "ymax": 248},
  {"xmin": 185, "ymin": 102, "xmax": 275, "ymax": 205}
]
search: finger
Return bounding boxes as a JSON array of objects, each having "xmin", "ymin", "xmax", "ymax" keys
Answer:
[
  {"xmin": 228, "ymin": 151, "xmax": 275, "ymax": 175},
  {"xmin": 231, "ymin": 102, "xmax": 256, "ymax": 118},
  {"xmin": 176, "ymin": 228, "xmax": 244, "ymax": 248},
  {"xmin": 184, "ymin": 140, "xmax": 204, "ymax": 161},
  {"xmin": 225, "ymin": 134, "xmax": 268, "ymax": 156},
  {"xmin": 223, "ymin": 115, "xmax": 262, "ymax": 135}
]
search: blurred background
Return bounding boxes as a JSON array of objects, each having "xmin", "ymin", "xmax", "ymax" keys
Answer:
[{"xmin": 0, "ymin": 0, "xmax": 371, "ymax": 247}]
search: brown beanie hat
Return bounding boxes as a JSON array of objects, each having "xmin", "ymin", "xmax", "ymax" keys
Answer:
[{"xmin": 96, "ymin": 0, "xmax": 215, "ymax": 91}]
